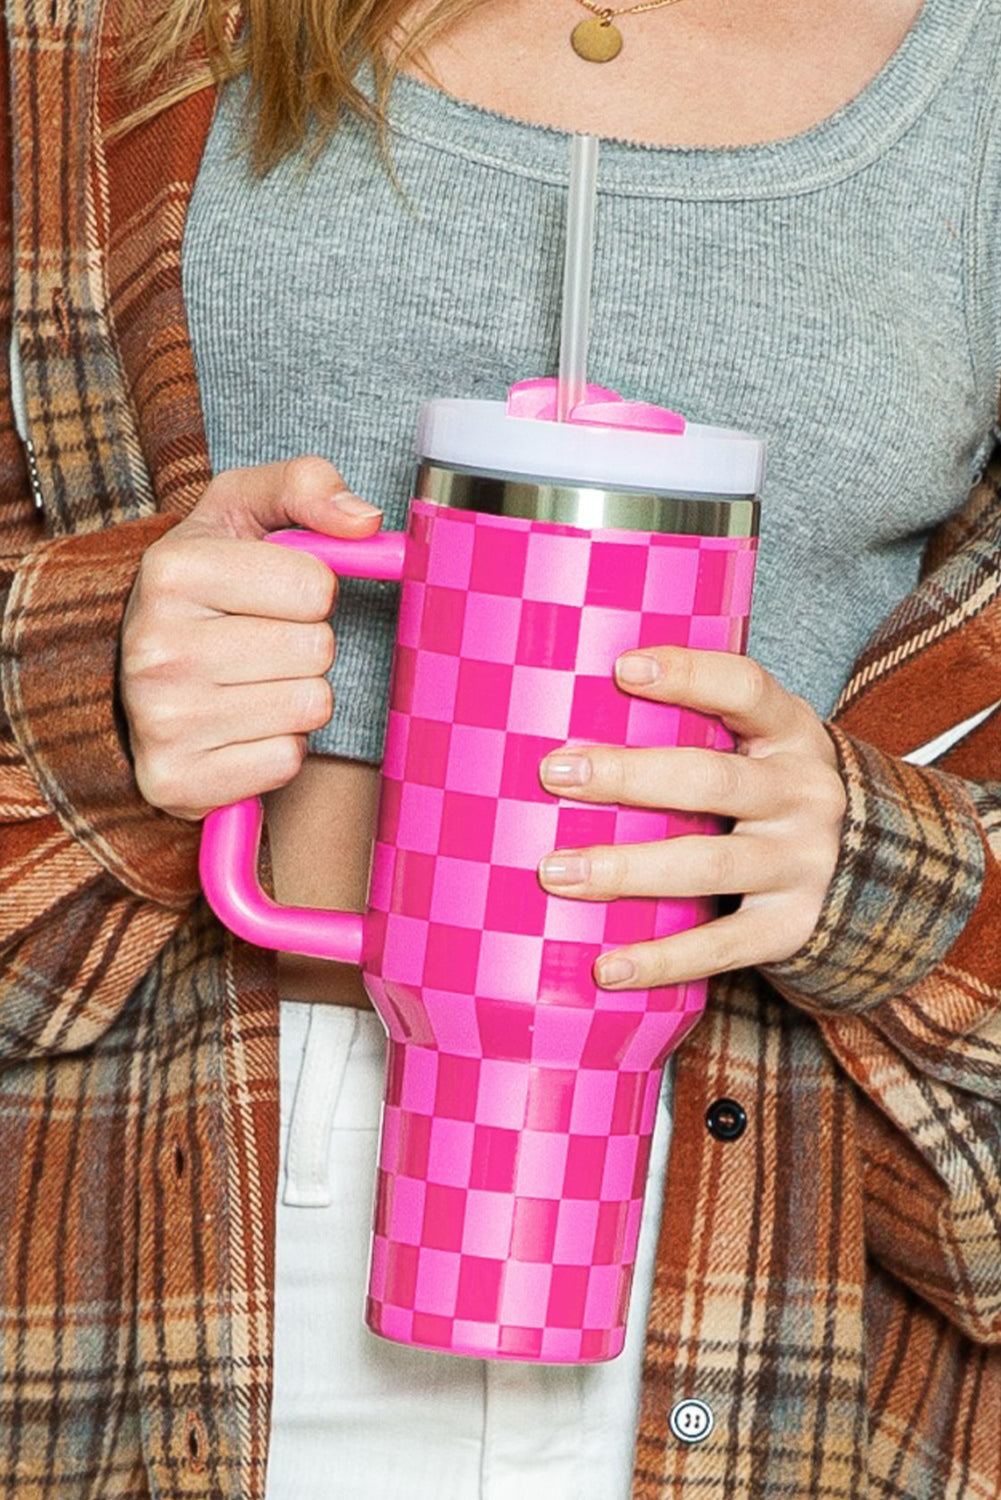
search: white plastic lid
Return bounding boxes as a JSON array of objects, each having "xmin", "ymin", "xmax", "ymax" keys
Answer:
[{"xmin": 415, "ymin": 398, "xmax": 766, "ymax": 498}]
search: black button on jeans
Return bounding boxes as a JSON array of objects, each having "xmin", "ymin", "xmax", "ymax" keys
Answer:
[{"xmin": 705, "ymin": 1097, "xmax": 747, "ymax": 1141}]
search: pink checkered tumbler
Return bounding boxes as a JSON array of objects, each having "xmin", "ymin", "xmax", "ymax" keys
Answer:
[{"xmin": 200, "ymin": 380, "xmax": 764, "ymax": 1363}]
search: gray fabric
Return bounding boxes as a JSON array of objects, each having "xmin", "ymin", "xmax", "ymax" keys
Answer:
[{"xmin": 183, "ymin": 0, "xmax": 1001, "ymax": 762}]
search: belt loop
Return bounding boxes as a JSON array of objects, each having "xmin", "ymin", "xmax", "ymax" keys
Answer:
[{"xmin": 283, "ymin": 1006, "xmax": 360, "ymax": 1207}]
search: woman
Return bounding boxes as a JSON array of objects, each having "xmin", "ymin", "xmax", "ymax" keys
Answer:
[{"xmin": 0, "ymin": 0, "xmax": 999, "ymax": 1495}]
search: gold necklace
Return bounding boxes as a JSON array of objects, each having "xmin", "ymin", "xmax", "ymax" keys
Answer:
[{"xmin": 570, "ymin": 0, "xmax": 687, "ymax": 62}]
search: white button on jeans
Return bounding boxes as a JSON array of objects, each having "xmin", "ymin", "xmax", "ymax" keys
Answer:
[{"xmin": 267, "ymin": 1000, "xmax": 675, "ymax": 1500}]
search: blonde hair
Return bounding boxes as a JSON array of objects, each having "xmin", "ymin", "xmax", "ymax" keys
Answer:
[{"xmin": 123, "ymin": 0, "xmax": 484, "ymax": 171}]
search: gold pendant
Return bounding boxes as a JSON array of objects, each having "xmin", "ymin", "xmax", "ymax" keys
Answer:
[{"xmin": 571, "ymin": 15, "xmax": 624, "ymax": 61}]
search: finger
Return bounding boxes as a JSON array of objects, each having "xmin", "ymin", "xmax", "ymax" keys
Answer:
[
  {"xmin": 201, "ymin": 616, "xmax": 335, "ymax": 686},
  {"xmin": 144, "ymin": 736, "xmax": 310, "ymax": 820},
  {"xmin": 139, "ymin": 533, "xmax": 339, "ymax": 622},
  {"xmin": 615, "ymin": 647, "xmax": 816, "ymax": 748},
  {"xmin": 538, "ymin": 832, "xmax": 787, "ymax": 900},
  {"xmin": 197, "ymin": 456, "xmax": 383, "ymax": 542},
  {"xmin": 136, "ymin": 676, "xmax": 333, "ymax": 756},
  {"xmin": 593, "ymin": 898, "xmax": 802, "ymax": 989},
  {"xmin": 539, "ymin": 743, "xmax": 790, "ymax": 819},
  {"xmin": 189, "ymin": 677, "xmax": 334, "ymax": 746}
]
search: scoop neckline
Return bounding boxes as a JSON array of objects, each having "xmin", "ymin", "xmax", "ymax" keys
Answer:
[{"xmin": 379, "ymin": 0, "xmax": 982, "ymax": 198}]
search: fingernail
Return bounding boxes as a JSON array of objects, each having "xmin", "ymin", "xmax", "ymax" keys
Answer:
[
  {"xmin": 616, "ymin": 654, "xmax": 659, "ymax": 685},
  {"xmin": 596, "ymin": 956, "xmax": 636, "ymax": 986},
  {"xmin": 542, "ymin": 753, "xmax": 591, "ymax": 787},
  {"xmin": 331, "ymin": 491, "xmax": 381, "ymax": 517},
  {"xmin": 539, "ymin": 854, "xmax": 590, "ymax": 886}
]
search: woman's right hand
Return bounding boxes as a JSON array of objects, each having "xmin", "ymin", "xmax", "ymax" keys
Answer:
[{"xmin": 119, "ymin": 457, "xmax": 382, "ymax": 821}]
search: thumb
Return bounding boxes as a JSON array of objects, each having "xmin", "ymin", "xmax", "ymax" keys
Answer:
[{"xmin": 194, "ymin": 456, "xmax": 383, "ymax": 541}]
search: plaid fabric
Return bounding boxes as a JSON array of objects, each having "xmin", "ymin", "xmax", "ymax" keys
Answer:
[{"xmin": 0, "ymin": 1, "xmax": 998, "ymax": 1496}]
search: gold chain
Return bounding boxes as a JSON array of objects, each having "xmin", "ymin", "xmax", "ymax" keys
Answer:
[{"xmin": 575, "ymin": 0, "xmax": 687, "ymax": 20}]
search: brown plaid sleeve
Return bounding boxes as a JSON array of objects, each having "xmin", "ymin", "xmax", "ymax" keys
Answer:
[
  {"xmin": 1, "ymin": 516, "xmax": 201, "ymax": 903},
  {"xmin": 0, "ymin": 522, "xmax": 202, "ymax": 1062},
  {"xmin": 762, "ymin": 725, "xmax": 989, "ymax": 1010},
  {"xmin": 764, "ymin": 730, "xmax": 1001, "ymax": 1341},
  {"xmin": 0, "ymin": 6, "xmax": 200, "ymax": 1065}
]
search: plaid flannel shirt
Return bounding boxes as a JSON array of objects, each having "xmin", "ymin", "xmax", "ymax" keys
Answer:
[{"xmin": 0, "ymin": 1, "xmax": 999, "ymax": 1495}]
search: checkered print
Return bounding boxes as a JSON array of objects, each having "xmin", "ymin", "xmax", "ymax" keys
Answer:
[{"xmin": 364, "ymin": 501, "xmax": 757, "ymax": 1360}]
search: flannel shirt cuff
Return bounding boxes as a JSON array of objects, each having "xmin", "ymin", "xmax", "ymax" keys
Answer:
[
  {"xmin": 761, "ymin": 725, "xmax": 986, "ymax": 1013},
  {"xmin": 1, "ymin": 513, "xmax": 201, "ymax": 906}
]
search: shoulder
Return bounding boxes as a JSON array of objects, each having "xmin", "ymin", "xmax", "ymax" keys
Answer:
[{"xmin": 1, "ymin": 0, "xmax": 220, "ymax": 165}]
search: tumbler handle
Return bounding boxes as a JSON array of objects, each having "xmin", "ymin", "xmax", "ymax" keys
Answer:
[{"xmin": 198, "ymin": 527, "xmax": 407, "ymax": 962}]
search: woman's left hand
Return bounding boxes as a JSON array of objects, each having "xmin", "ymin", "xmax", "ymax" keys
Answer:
[{"xmin": 537, "ymin": 646, "xmax": 848, "ymax": 989}]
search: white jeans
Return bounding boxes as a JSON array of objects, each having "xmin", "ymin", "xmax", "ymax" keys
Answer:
[{"xmin": 266, "ymin": 1001, "xmax": 673, "ymax": 1500}]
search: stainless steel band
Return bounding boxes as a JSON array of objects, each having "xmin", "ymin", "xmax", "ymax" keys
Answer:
[{"xmin": 413, "ymin": 463, "xmax": 759, "ymax": 538}]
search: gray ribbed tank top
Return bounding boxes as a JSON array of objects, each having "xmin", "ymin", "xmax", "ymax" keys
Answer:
[{"xmin": 183, "ymin": 0, "xmax": 1001, "ymax": 762}]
